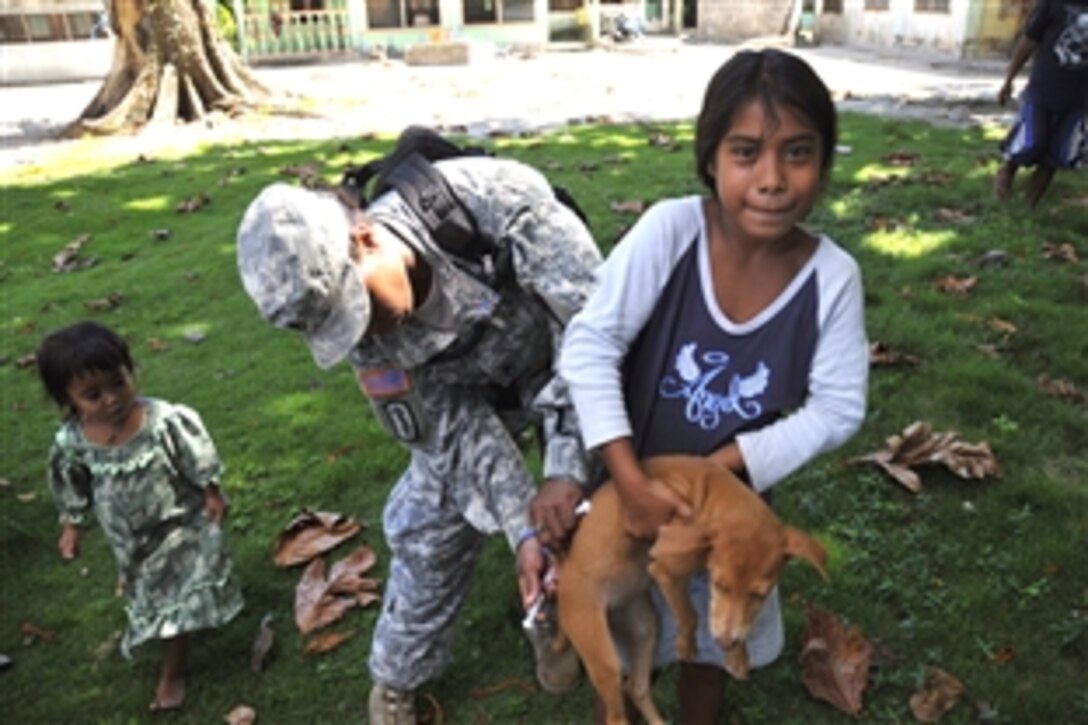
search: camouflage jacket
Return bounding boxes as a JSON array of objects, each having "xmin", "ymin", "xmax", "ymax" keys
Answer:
[{"xmin": 349, "ymin": 156, "xmax": 601, "ymax": 549}]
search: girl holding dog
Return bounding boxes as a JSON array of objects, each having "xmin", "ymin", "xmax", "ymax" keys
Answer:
[
  {"xmin": 559, "ymin": 49, "xmax": 869, "ymax": 722},
  {"xmin": 36, "ymin": 320, "xmax": 244, "ymax": 712}
]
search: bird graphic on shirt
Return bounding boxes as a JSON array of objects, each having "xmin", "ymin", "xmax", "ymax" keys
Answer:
[{"xmin": 673, "ymin": 342, "xmax": 770, "ymax": 398}]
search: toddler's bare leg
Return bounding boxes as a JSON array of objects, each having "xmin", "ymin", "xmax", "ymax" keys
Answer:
[{"xmin": 150, "ymin": 635, "xmax": 187, "ymax": 711}]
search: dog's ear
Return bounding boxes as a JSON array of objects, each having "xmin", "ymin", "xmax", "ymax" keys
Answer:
[
  {"xmin": 783, "ymin": 527, "xmax": 829, "ymax": 581},
  {"xmin": 649, "ymin": 523, "xmax": 710, "ymax": 577}
]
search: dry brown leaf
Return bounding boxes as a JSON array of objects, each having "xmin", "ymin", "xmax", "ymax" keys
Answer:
[
  {"xmin": 250, "ymin": 613, "xmax": 275, "ymax": 674},
  {"xmin": 882, "ymin": 150, "xmax": 920, "ymax": 166},
  {"xmin": 279, "ymin": 163, "xmax": 322, "ymax": 185},
  {"xmin": 294, "ymin": 546, "xmax": 381, "ymax": 634},
  {"xmin": 799, "ymin": 606, "xmax": 873, "ymax": 715},
  {"xmin": 326, "ymin": 443, "xmax": 362, "ymax": 463},
  {"xmin": 933, "ymin": 275, "xmax": 976, "ymax": 295},
  {"xmin": 609, "ymin": 199, "xmax": 644, "ymax": 215},
  {"xmin": 850, "ymin": 421, "xmax": 1000, "ymax": 492},
  {"xmin": 146, "ymin": 337, "xmax": 169, "ymax": 352},
  {"xmin": 176, "ymin": 192, "xmax": 210, "ymax": 213},
  {"xmin": 1041, "ymin": 242, "xmax": 1079, "ymax": 263},
  {"xmin": 274, "ymin": 509, "xmax": 361, "ymax": 567},
  {"xmin": 986, "ymin": 317, "xmax": 1017, "ymax": 336},
  {"xmin": 934, "ymin": 208, "xmax": 975, "ymax": 225},
  {"xmin": 19, "ymin": 620, "xmax": 57, "ymax": 645},
  {"xmin": 0, "ymin": 478, "xmax": 11, "ymax": 491},
  {"xmin": 85, "ymin": 292, "xmax": 124, "ymax": 312},
  {"xmin": 908, "ymin": 667, "xmax": 964, "ymax": 722},
  {"xmin": 52, "ymin": 234, "xmax": 97, "ymax": 272},
  {"xmin": 326, "ymin": 545, "xmax": 380, "ymax": 594},
  {"xmin": 295, "ymin": 558, "xmax": 357, "ymax": 633},
  {"xmin": 14, "ymin": 354, "xmax": 37, "ymax": 369},
  {"xmin": 304, "ymin": 629, "xmax": 355, "ymax": 654},
  {"xmin": 1036, "ymin": 375, "xmax": 1086, "ymax": 404},
  {"xmin": 918, "ymin": 171, "xmax": 956, "ymax": 186},
  {"xmin": 225, "ymin": 704, "xmax": 257, "ymax": 725},
  {"xmin": 16, "ymin": 491, "xmax": 37, "ymax": 503},
  {"xmin": 869, "ymin": 341, "xmax": 921, "ymax": 367}
]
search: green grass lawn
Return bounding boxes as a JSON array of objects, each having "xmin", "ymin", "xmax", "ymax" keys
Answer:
[{"xmin": 2, "ymin": 115, "xmax": 1086, "ymax": 724}]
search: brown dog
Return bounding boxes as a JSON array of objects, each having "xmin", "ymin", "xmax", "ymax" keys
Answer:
[{"xmin": 554, "ymin": 454, "xmax": 828, "ymax": 725}]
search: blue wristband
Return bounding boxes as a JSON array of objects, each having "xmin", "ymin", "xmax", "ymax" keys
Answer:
[{"xmin": 517, "ymin": 526, "xmax": 538, "ymax": 549}]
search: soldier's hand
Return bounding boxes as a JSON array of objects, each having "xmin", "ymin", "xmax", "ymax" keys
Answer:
[
  {"xmin": 516, "ymin": 536, "xmax": 551, "ymax": 611},
  {"xmin": 529, "ymin": 478, "xmax": 583, "ymax": 550}
]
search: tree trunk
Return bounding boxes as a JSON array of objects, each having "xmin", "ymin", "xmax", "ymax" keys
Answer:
[{"xmin": 67, "ymin": 0, "xmax": 269, "ymax": 137}]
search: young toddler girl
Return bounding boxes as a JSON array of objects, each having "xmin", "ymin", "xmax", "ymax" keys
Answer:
[
  {"xmin": 36, "ymin": 320, "xmax": 244, "ymax": 712},
  {"xmin": 560, "ymin": 49, "xmax": 869, "ymax": 722}
]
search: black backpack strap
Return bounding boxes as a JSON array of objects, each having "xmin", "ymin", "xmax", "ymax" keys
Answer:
[{"xmin": 382, "ymin": 152, "xmax": 486, "ymax": 259}]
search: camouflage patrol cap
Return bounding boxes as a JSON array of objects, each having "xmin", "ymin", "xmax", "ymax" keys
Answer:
[{"xmin": 236, "ymin": 183, "xmax": 370, "ymax": 369}]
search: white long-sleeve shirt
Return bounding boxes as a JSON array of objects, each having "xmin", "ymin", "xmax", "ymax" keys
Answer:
[{"xmin": 559, "ymin": 196, "xmax": 869, "ymax": 492}]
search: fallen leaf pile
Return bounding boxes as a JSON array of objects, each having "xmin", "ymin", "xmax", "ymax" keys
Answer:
[
  {"xmin": 850, "ymin": 421, "xmax": 1000, "ymax": 493},
  {"xmin": 799, "ymin": 606, "xmax": 873, "ymax": 715},
  {"xmin": 273, "ymin": 509, "xmax": 381, "ymax": 656}
]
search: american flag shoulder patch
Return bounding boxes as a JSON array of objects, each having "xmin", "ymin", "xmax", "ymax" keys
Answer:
[{"xmin": 357, "ymin": 368, "xmax": 412, "ymax": 399}]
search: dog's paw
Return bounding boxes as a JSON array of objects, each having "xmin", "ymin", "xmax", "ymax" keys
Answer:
[{"xmin": 724, "ymin": 646, "xmax": 750, "ymax": 680}]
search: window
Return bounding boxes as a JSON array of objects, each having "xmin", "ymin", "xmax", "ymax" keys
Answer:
[
  {"xmin": 463, "ymin": 0, "xmax": 535, "ymax": 24},
  {"xmin": 0, "ymin": 12, "xmax": 99, "ymax": 43},
  {"xmin": 823, "ymin": 0, "xmax": 843, "ymax": 13},
  {"xmin": 367, "ymin": 0, "xmax": 438, "ymax": 28},
  {"xmin": 914, "ymin": 0, "xmax": 950, "ymax": 11},
  {"xmin": 864, "ymin": 0, "xmax": 890, "ymax": 10}
]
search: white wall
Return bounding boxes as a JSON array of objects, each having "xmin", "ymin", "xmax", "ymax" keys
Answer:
[
  {"xmin": 1, "ymin": 38, "xmax": 111, "ymax": 85},
  {"xmin": 817, "ymin": 0, "xmax": 971, "ymax": 55}
]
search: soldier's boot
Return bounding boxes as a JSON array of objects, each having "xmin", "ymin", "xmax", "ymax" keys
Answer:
[
  {"xmin": 525, "ymin": 599, "xmax": 581, "ymax": 694},
  {"xmin": 368, "ymin": 682, "xmax": 415, "ymax": 725}
]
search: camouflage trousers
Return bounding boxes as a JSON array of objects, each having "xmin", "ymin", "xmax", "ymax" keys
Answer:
[
  {"xmin": 367, "ymin": 471, "xmax": 487, "ymax": 690},
  {"xmin": 368, "ymin": 408, "xmax": 537, "ymax": 690}
]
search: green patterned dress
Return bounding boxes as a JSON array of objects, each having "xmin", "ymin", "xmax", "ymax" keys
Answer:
[{"xmin": 48, "ymin": 398, "xmax": 244, "ymax": 656}]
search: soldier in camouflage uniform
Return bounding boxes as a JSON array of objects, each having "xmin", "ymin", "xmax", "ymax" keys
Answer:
[{"xmin": 236, "ymin": 155, "xmax": 602, "ymax": 724}]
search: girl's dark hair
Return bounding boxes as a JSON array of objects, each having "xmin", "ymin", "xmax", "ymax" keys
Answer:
[
  {"xmin": 695, "ymin": 49, "xmax": 837, "ymax": 191},
  {"xmin": 36, "ymin": 320, "xmax": 134, "ymax": 409}
]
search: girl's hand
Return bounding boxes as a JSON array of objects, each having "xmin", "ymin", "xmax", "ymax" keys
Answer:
[
  {"xmin": 204, "ymin": 486, "xmax": 228, "ymax": 524},
  {"xmin": 58, "ymin": 523, "xmax": 80, "ymax": 560},
  {"xmin": 707, "ymin": 442, "xmax": 745, "ymax": 474},
  {"xmin": 617, "ymin": 473, "xmax": 691, "ymax": 541}
]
